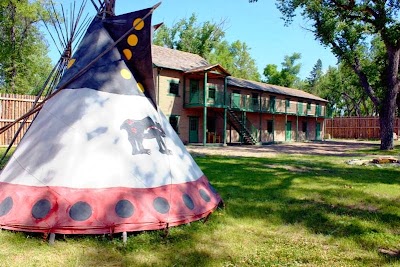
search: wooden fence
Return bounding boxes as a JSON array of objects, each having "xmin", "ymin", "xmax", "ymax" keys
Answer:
[
  {"xmin": 325, "ymin": 117, "xmax": 400, "ymax": 139},
  {"xmin": 0, "ymin": 93, "xmax": 43, "ymax": 146}
]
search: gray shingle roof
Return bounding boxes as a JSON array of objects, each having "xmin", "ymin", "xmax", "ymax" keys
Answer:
[
  {"xmin": 152, "ymin": 45, "xmax": 327, "ymax": 102},
  {"xmin": 228, "ymin": 77, "xmax": 328, "ymax": 102},
  {"xmin": 152, "ymin": 45, "xmax": 209, "ymax": 71}
]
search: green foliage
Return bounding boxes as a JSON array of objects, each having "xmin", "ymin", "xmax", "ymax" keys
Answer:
[
  {"xmin": 208, "ymin": 40, "xmax": 261, "ymax": 81},
  {"xmin": 263, "ymin": 52, "xmax": 301, "ymax": 87},
  {"xmin": 153, "ymin": 13, "xmax": 225, "ymax": 59},
  {"xmin": 153, "ymin": 13, "xmax": 261, "ymax": 81},
  {"xmin": 306, "ymin": 59, "xmax": 322, "ymax": 89},
  {"xmin": 311, "ymin": 64, "xmax": 376, "ymax": 117},
  {"xmin": 0, "ymin": 0, "xmax": 56, "ymax": 95},
  {"xmin": 276, "ymin": 0, "xmax": 400, "ymax": 149}
]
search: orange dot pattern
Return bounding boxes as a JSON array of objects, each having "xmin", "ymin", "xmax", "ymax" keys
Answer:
[{"xmin": 121, "ymin": 16, "xmax": 146, "ymax": 93}]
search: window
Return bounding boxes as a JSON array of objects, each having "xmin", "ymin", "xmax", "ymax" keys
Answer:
[
  {"xmin": 267, "ymin": 120, "xmax": 274, "ymax": 134},
  {"xmin": 208, "ymin": 87, "xmax": 216, "ymax": 99},
  {"xmin": 298, "ymin": 101, "xmax": 303, "ymax": 115},
  {"xmin": 316, "ymin": 104, "xmax": 321, "ymax": 116},
  {"xmin": 285, "ymin": 98, "xmax": 290, "ymax": 108},
  {"xmin": 307, "ymin": 102, "xmax": 311, "ymax": 110},
  {"xmin": 169, "ymin": 80, "xmax": 179, "ymax": 96},
  {"xmin": 269, "ymin": 96, "xmax": 276, "ymax": 112},
  {"xmin": 302, "ymin": 121, "xmax": 307, "ymax": 132},
  {"xmin": 169, "ymin": 115, "xmax": 180, "ymax": 134},
  {"xmin": 252, "ymin": 93, "xmax": 259, "ymax": 107}
]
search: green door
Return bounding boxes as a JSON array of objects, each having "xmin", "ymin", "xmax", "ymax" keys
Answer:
[
  {"xmin": 285, "ymin": 121, "xmax": 292, "ymax": 141},
  {"xmin": 232, "ymin": 91, "xmax": 241, "ymax": 109},
  {"xmin": 316, "ymin": 122, "xmax": 321, "ymax": 140},
  {"xmin": 189, "ymin": 80, "xmax": 200, "ymax": 104},
  {"xmin": 269, "ymin": 96, "xmax": 276, "ymax": 113},
  {"xmin": 189, "ymin": 117, "xmax": 199, "ymax": 143}
]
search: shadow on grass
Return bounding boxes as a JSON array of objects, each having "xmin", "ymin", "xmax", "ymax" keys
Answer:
[
  {"xmin": 1, "ymin": 151, "xmax": 400, "ymax": 266},
  {"xmin": 196, "ymin": 155, "xmax": 400, "ymax": 262}
]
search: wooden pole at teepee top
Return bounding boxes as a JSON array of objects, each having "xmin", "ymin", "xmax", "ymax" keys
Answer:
[{"xmin": 105, "ymin": 0, "xmax": 116, "ymax": 16}]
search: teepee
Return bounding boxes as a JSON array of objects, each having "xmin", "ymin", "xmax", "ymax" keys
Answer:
[{"xmin": 0, "ymin": 1, "xmax": 222, "ymax": 235}]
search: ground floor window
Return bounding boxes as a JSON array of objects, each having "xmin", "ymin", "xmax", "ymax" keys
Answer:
[
  {"xmin": 169, "ymin": 115, "xmax": 180, "ymax": 134},
  {"xmin": 267, "ymin": 120, "xmax": 274, "ymax": 134},
  {"xmin": 302, "ymin": 121, "xmax": 307, "ymax": 132}
]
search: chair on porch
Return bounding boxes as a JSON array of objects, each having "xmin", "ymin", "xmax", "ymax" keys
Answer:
[{"xmin": 207, "ymin": 132, "xmax": 222, "ymax": 143}]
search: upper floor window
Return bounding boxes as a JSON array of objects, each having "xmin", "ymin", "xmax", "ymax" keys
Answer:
[
  {"xmin": 169, "ymin": 80, "xmax": 180, "ymax": 96},
  {"xmin": 298, "ymin": 101, "xmax": 304, "ymax": 114},
  {"xmin": 316, "ymin": 104, "xmax": 321, "ymax": 116},
  {"xmin": 285, "ymin": 98, "xmax": 290, "ymax": 108},
  {"xmin": 269, "ymin": 96, "xmax": 276, "ymax": 112},
  {"xmin": 307, "ymin": 102, "xmax": 312, "ymax": 110},
  {"xmin": 208, "ymin": 85, "xmax": 216, "ymax": 99},
  {"xmin": 252, "ymin": 93, "xmax": 259, "ymax": 106}
]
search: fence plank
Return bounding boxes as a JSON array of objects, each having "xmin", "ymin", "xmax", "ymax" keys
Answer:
[
  {"xmin": 326, "ymin": 117, "xmax": 400, "ymax": 139},
  {"xmin": 0, "ymin": 93, "xmax": 44, "ymax": 146}
]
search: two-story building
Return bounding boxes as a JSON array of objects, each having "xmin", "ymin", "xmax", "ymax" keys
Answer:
[{"xmin": 152, "ymin": 45, "xmax": 329, "ymax": 145}]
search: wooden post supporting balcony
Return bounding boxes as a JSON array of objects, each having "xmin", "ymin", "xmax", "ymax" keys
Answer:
[{"xmin": 223, "ymin": 77, "xmax": 227, "ymax": 146}]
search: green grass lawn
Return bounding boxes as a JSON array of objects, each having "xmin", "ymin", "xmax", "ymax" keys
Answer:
[{"xmin": 0, "ymin": 145, "xmax": 400, "ymax": 266}]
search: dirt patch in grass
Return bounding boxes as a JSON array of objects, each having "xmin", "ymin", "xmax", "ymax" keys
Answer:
[{"xmin": 187, "ymin": 140, "xmax": 382, "ymax": 158}]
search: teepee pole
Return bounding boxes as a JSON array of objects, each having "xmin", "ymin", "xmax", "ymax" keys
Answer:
[
  {"xmin": 0, "ymin": 58, "xmax": 65, "ymax": 166},
  {"xmin": 0, "ymin": 2, "xmax": 160, "ymax": 137}
]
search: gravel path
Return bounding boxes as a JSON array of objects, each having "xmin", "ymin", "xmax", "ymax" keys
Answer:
[{"xmin": 186, "ymin": 140, "xmax": 382, "ymax": 158}]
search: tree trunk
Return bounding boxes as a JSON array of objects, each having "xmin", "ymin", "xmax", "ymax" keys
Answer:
[
  {"xmin": 380, "ymin": 98, "xmax": 396, "ymax": 150},
  {"xmin": 380, "ymin": 46, "xmax": 400, "ymax": 150}
]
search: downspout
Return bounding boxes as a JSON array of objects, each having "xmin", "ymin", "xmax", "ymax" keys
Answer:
[
  {"xmin": 285, "ymin": 99, "xmax": 288, "ymax": 141},
  {"xmin": 296, "ymin": 101, "xmax": 298, "ymax": 142},
  {"xmin": 203, "ymin": 71, "xmax": 208, "ymax": 146},
  {"xmin": 183, "ymin": 76, "xmax": 186, "ymax": 108}
]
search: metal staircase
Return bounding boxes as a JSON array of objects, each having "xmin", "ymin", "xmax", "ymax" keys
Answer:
[{"xmin": 226, "ymin": 108, "xmax": 258, "ymax": 145}]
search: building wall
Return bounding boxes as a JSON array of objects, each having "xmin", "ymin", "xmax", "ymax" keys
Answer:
[{"xmin": 154, "ymin": 67, "xmax": 327, "ymax": 144}]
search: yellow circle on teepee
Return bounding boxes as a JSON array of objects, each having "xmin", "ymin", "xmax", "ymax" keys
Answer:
[
  {"xmin": 67, "ymin": 58, "xmax": 76, "ymax": 69},
  {"xmin": 127, "ymin": 34, "xmax": 138, "ymax": 46},
  {"xmin": 133, "ymin": 18, "xmax": 144, "ymax": 30},
  {"xmin": 137, "ymin": 82, "xmax": 145, "ymax": 92},
  {"xmin": 120, "ymin": 69, "xmax": 132, "ymax": 80},
  {"xmin": 123, "ymin": 49, "xmax": 132, "ymax": 60}
]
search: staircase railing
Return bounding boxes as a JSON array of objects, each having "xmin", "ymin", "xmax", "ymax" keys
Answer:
[{"xmin": 226, "ymin": 108, "xmax": 258, "ymax": 144}]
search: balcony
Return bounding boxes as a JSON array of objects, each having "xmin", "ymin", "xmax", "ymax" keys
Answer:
[{"xmin": 183, "ymin": 87, "xmax": 326, "ymax": 117}]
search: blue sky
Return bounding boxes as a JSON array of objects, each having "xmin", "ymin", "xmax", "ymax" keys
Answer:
[{"xmin": 47, "ymin": 0, "xmax": 338, "ymax": 80}]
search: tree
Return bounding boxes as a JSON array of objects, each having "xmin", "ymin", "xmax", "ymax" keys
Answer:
[
  {"xmin": 275, "ymin": 1, "xmax": 400, "ymax": 150},
  {"xmin": 314, "ymin": 64, "xmax": 375, "ymax": 117},
  {"xmin": 208, "ymin": 40, "xmax": 261, "ymax": 81},
  {"xmin": 306, "ymin": 59, "xmax": 323, "ymax": 90},
  {"xmin": 153, "ymin": 13, "xmax": 225, "ymax": 59},
  {"xmin": 263, "ymin": 52, "xmax": 301, "ymax": 87},
  {"xmin": 0, "ymin": 0, "xmax": 53, "ymax": 95},
  {"xmin": 154, "ymin": 14, "xmax": 261, "ymax": 81}
]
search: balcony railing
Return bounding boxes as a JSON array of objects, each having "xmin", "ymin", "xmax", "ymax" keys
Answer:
[{"xmin": 183, "ymin": 88, "xmax": 327, "ymax": 117}]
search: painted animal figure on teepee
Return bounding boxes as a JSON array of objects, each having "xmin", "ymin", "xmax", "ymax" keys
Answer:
[{"xmin": 0, "ymin": 1, "xmax": 222, "ymax": 236}]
